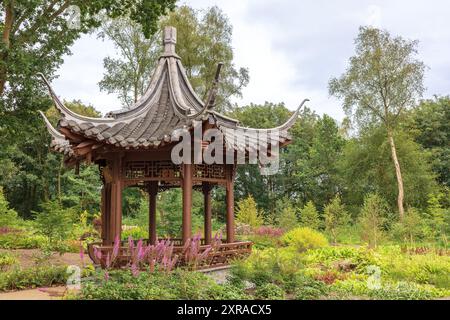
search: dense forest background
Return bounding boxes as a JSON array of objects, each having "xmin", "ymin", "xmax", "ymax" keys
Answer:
[{"xmin": 0, "ymin": 3, "xmax": 448, "ymax": 247}]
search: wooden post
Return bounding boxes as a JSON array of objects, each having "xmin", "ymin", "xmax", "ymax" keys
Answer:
[
  {"xmin": 225, "ymin": 165, "xmax": 235, "ymax": 243},
  {"xmin": 182, "ymin": 163, "xmax": 192, "ymax": 243},
  {"xmin": 106, "ymin": 157, "xmax": 123, "ymax": 245},
  {"xmin": 148, "ymin": 181, "xmax": 158, "ymax": 245},
  {"xmin": 101, "ymin": 183, "xmax": 112, "ymax": 245},
  {"xmin": 203, "ymin": 183, "xmax": 212, "ymax": 245}
]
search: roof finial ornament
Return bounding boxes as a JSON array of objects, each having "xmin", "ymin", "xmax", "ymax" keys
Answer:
[{"xmin": 163, "ymin": 26, "xmax": 177, "ymax": 56}]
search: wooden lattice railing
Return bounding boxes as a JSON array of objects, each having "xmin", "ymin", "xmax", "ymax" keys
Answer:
[{"xmin": 88, "ymin": 240, "xmax": 252, "ymax": 270}]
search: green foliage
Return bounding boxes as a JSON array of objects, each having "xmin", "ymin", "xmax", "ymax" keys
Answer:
[
  {"xmin": 76, "ymin": 269, "xmax": 249, "ymax": 300},
  {"xmin": 281, "ymin": 227, "xmax": 328, "ymax": 253},
  {"xmin": 34, "ymin": 201, "xmax": 74, "ymax": 248},
  {"xmin": 339, "ymin": 126, "xmax": 437, "ymax": 210},
  {"xmin": 235, "ymin": 196, "xmax": 264, "ymax": 228},
  {"xmin": 0, "ymin": 266, "xmax": 68, "ymax": 292},
  {"xmin": 324, "ymin": 196, "xmax": 351, "ymax": 243},
  {"xmin": 329, "ymin": 26, "xmax": 425, "ymax": 131},
  {"xmin": 424, "ymin": 192, "xmax": 449, "ymax": 243},
  {"xmin": 304, "ymin": 246, "xmax": 378, "ymax": 272},
  {"xmin": 331, "ymin": 279, "xmax": 447, "ymax": 300},
  {"xmin": 391, "ymin": 208, "xmax": 425, "ymax": 245},
  {"xmin": 100, "ymin": 5, "xmax": 249, "ymax": 110},
  {"xmin": 277, "ymin": 199, "xmax": 298, "ymax": 231},
  {"xmin": 358, "ymin": 194, "xmax": 388, "ymax": 247},
  {"xmin": 376, "ymin": 246, "xmax": 450, "ymax": 289},
  {"xmin": 0, "ymin": 232, "xmax": 46, "ymax": 249},
  {"xmin": 299, "ymin": 201, "xmax": 321, "ymax": 230},
  {"xmin": 0, "ymin": 186, "xmax": 20, "ymax": 227},
  {"xmin": 0, "ymin": 252, "xmax": 18, "ymax": 271},
  {"xmin": 161, "ymin": 5, "xmax": 249, "ymax": 111},
  {"xmin": 409, "ymin": 96, "xmax": 450, "ymax": 186},
  {"xmin": 255, "ymin": 283, "xmax": 285, "ymax": 300},
  {"xmin": 293, "ymin": 274, "xmax": 329, "ymax": 300},
  {"xmin": 122, "ymin": 226, "xmax": 148, "ymax": 241}
]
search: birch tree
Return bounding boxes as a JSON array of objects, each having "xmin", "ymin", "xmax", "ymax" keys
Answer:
[{"xmin": 329, "ymin": 27, "xmax": 426, "ymax": 219}]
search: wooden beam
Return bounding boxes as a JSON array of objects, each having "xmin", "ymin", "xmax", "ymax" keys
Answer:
[{"xmin": 59, "ymin": 127, "xmax": 84, "ymax": 143}]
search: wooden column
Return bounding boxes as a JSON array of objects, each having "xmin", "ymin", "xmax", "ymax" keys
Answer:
[
  {"xmin": 202, "ymin": 183, "xmax": 212, "ymax": 245},
  {"xmin": 110, "ymin": 179, "xmax": 122, "ymax": 243},
  {"xmin": 102, "ymin": 157, "xmax": 123, "ymax": 245},
  {"xmin": 148, "ymin": 181, "xmax": 158, "ymax": 245},
  {"xmin": 225, "ymin": 165, "xmax": 235, "ymax": 243},
  {"xmin": 182, "ymin": 163, "xmax": 192, "ymax": 243},
  {"xmin": 101, "ymin": 183, "xmax": 112, "ymax": 245}
]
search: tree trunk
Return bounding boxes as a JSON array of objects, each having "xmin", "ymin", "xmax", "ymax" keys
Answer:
[
  {"xmin": 387, "ymin": 129, "xmax": 405, "ymax": 220},
  {"xmin": 0, "ymin": 1, "xmax": 15, "ymax": 95}
]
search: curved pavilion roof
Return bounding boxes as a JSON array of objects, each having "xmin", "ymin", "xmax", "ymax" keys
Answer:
[{"xmin": 40, "ymin": 26, "xmax": 308, "ymax": 161}]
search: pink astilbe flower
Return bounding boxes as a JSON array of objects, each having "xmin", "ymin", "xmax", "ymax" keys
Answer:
[
  {"xmin": 105, "ymin": 252, "xmax": 111, "ymax": 269},
  {"xmin": 131, "ymin": 263, "xmax": 139, "ymax": 277},
  {"xmin": 104, "ymin": 271, "xmax": 109, "ymax": 281},
  {"xmin": 93, "ymin": 246, "xmax": 102, "ymax": 261},
  {"xmin": 111, "ymin": 235, "xmax": 120, "ymax": 261}
]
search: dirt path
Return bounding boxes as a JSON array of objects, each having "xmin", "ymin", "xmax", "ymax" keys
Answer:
[
  {"xmin": 0, "ymin": 248, "xmax": 89, "ymax": 269},
  {"xmin": 0, "ymin": 286, "xmax": 67, "ymax": 300}
]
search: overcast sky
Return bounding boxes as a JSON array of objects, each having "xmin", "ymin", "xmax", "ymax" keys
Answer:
[{"xmin": 53, "ymin": 0, "xmax": 450, "ymax": 121}]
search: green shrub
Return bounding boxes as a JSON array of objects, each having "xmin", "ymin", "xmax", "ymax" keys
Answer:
[
  {"xmin": 0, "ymin": 232, "xmax": 46, "ymax": 249},
  {"xmin": 304, "ymin": 246, "xmax": 378, "ymax": 273},
  {"xmin": 390, "ymin": 208, "xmax": 426, "ymax": 245},
  {"xmin": 0, "ymin": 266, "xmax": 68, "ymax": 291},
  {"xmin": 299, "ymin": 201, "xmax": 321, "ymax": 230},
  {"xmin": 255, "ymin": 283, "xmax": 285, "ymax": 300},
  {"xmin": 0, "ymin": 187, "xmax": 21, "ymax": 227},
  {"xmin": 76, "ymin": 269, "xmax": 249, "ymax": 300},
  {"xmin": 281, "ymin": 227, "xmax": 328, "ymax": 252},
  {"xmin": 0, "ymin": 252, "xmax": 18, "ymax": 271},
  {"xmin": 34, "ymin": 201, "xmax": 74, "ymax": 249},
  {"xmin": 122, "ymin": 226, "xmax": 148, "ymax": 240},
  {"xmin": 236, "ymin": 196, "xmax": 264, "ymax": 228},
  {"xmin": 358, "ymin": 193, "xmax": 388, "ymax": 248},
  {"xmin": 324, "ymin": 196, "xmax": 351, "ymax": 244},
  {"xmin": 293, "ymin": 274, "xmax": 328, "ymax": 300},
  {"xmin": 368, "ymin": 281, "xmax": 443, "ymax": 300},
  {"xmin": 376, "ymin": 246, "xmax": 450, "ymax": 288},
  {"xmin": 331, "ymin": 279, "xmax": 448, "ymax": 300}
]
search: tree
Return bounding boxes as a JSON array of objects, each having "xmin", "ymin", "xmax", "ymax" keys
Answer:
[
  {"xmin": 296, "ymin": 115, "xmax": 345, "ymax": 209},
  {"xmin": 425, "ymin": 192, "xmax": 448, "ymax": 243},
  {"xmin": 100, "ymin": 5, "xmax": 249, "ymax": 110},
  {"xmin": 161, "ymin": 5, "xmax": 249, "ymax": 111},
  {"xmin": 409, "ymin": 96, "xmax": 450, "ymax": 187},
  {"xmin": 0, "ymin": 0, "xmax": 175, "ymax": 129},
  {"xmin": 329, "ymin": 27, "xmax": 426, "ymax": 219},
  {"xmin": 235, "ymin": 195, "xmax": 264, "ymax": 228},
  {"xmin": 338, "ymin": 125, "xmax": 437, "ymax": 211},
  {"xmin": 277, "ymin": 199, "xmax": 298, "ymax": 231},
  {"xmin": 98, "ymin": 18, "xmax": 162, "ymax": 107},
  {"xmin": 324, "ymin": 196, "xmax": 351, "ymax": 244},
  {"xmin": 299, "ymin": 201, "xmax": 321, "ymax": 230},
  {"xmin": 34, "ymin": 200, "xmax": 74, "ymax": 248},
  {"xmin": 358, "ymin": 193, "xmax": 388, "ymax": 247},
  {"xmin": 0, "ymin": 186, "xmax": 19, "ymax": 227}
]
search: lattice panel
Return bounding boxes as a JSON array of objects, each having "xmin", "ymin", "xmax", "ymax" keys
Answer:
[
  {"xmin": 193, "ymin": 164, "xmax": 226, "ymax": 180},
  {"xmin": 124, "ymin": 161, "xmax": 181, "ymax": 179}
]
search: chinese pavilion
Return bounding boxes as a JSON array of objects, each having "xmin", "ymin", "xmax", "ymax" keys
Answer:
[{"xmin": 40, "ymin": 26, "xmax": 307, "ymax": 268}]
